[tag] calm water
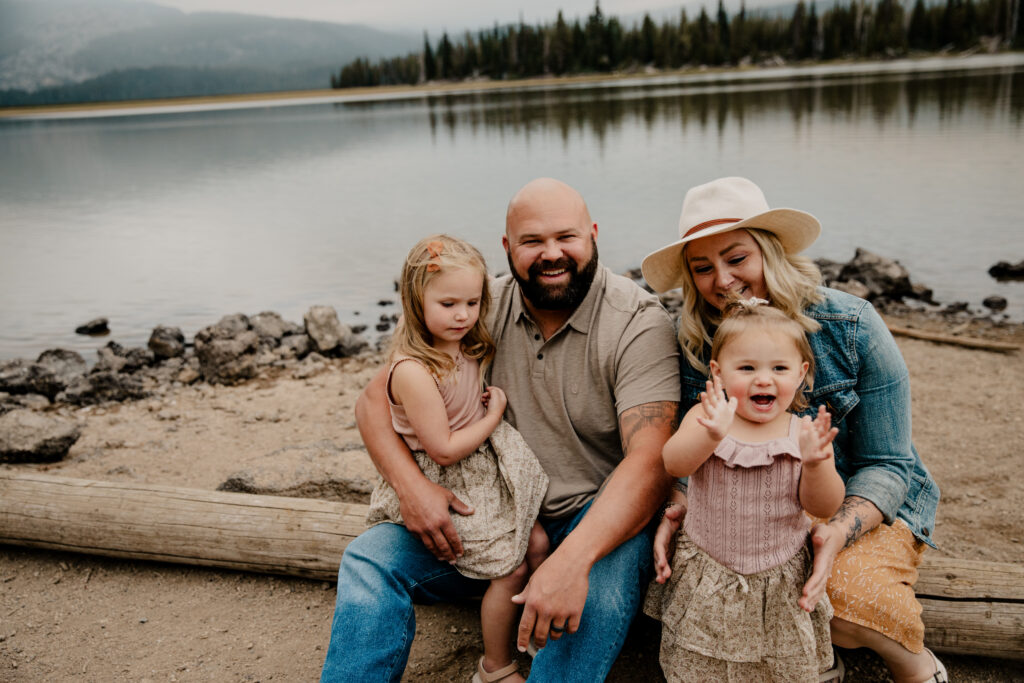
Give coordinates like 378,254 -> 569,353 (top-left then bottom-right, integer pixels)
2,56 -> 1023,361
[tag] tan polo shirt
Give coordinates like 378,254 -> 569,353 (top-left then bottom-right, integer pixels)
486,265 -> 680,519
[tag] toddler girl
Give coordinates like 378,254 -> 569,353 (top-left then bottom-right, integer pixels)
653,298 -> 844,682
365,234 -> 549,683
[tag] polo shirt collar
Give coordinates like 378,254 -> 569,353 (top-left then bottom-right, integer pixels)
511,263 -> 606,336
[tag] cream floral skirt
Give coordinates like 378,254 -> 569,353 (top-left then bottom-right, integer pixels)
645,532 -> 833,683
365,420 -> 548,581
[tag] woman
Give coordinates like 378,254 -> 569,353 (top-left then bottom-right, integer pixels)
641,177 -> 944,683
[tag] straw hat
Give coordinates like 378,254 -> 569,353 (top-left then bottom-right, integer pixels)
641,177 -> 821,293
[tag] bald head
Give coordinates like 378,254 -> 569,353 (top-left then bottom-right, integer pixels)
506,177 -> 592,235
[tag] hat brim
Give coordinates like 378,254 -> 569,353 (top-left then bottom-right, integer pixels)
641,208 -> 821,293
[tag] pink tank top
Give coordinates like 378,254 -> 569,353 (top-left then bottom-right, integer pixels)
387,353 -> 486,451
683,414 -> 810,575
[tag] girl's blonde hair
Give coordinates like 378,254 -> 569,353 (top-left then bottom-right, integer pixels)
712,298 -> 815,412
677,228 -> 824,374
389,234 -> 495,380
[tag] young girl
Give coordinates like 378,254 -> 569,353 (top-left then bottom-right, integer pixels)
652,299 -> 845,682
364,234 -> 549,683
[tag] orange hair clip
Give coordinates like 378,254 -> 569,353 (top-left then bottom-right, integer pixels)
426,241 -> 444,272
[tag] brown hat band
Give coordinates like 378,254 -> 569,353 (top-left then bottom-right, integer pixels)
683,218 -> 742,238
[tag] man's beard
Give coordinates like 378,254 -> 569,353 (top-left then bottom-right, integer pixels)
508,239 -> 599,311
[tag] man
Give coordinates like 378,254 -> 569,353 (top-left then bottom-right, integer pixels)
321,178 -> 680,682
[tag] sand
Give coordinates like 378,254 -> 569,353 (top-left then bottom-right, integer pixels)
2,312 -> 1023,681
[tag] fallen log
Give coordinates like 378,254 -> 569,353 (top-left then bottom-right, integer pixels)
1,472 -> 1022,660
0,471 -> 361,580
887,324 -> 1020,352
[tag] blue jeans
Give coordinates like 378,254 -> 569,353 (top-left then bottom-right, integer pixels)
320,501 -> 656,682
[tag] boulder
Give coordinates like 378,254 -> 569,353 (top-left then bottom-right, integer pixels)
0,358 -> 63,399
214,313 -> 251,336
0,409 -> 81,463
57,371 -> 149,405
94,343 -> 128,374
216,441 -> 378,503
36,349 -> 87,388
250,312 -> 289,343
304,306 -> 368,357
110,347 -> 155,374
838,248 -> 914,301
193,321 -> 259,385
982,295 -> 1008,312
278,333 -> 312,360
75,317 -> 109,335
830,279 -> 871,300
989,260 -> 1024,280
148,325 -> 185,360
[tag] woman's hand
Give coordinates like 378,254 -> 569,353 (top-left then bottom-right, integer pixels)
653,503 -> 685,583
799,405 -> 839,466
695,376 -> 736,441
799,521 -> 844,612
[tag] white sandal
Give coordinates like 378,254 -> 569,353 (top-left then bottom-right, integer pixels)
924,648 -> 949,683
818,651 -> 845,683
471,656 -> 520,683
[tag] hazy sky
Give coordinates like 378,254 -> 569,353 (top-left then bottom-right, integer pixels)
134,0 -> 717,33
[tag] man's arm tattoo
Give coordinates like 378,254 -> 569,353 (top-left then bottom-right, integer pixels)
828,496 -> 873,549
619,401 -> 680,454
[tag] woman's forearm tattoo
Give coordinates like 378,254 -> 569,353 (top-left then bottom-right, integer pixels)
829,496 -> 875,549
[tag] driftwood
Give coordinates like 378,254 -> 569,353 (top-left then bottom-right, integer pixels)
887,324 -> 1020,352
1,472 -> 1022,660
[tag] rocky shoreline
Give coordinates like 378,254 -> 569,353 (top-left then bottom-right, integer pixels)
1,248 -> 1020,465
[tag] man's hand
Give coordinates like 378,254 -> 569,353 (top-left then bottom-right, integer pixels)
398,478 -> 474,563
652,503 -> 684,583
511,550 -> 589,651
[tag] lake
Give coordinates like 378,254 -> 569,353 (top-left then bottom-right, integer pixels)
1,54 -> 1022,362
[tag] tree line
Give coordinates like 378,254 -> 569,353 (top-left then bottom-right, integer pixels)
330,0 -> 1023,88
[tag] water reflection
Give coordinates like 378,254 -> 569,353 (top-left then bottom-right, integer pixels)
416,68 -> 1021,144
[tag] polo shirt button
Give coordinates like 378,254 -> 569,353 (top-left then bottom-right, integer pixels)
534,334 -> 540,340
537,353 -> 543,360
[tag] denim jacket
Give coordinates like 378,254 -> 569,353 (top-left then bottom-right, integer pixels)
680,288 -> 940,548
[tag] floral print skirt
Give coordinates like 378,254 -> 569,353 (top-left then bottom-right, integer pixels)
365,420 -> 548,581
645,532 -> 834,682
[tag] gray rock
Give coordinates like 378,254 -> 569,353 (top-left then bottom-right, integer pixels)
830,279 -> 871,300
838,248 -> 914,301
988,260 -> 1024,280
57,371 -> 149,405
9,393 -> 51,410
0,409 -> 81,463
148,325 -> 185,360
94,345 -> 128,374
193,323 -> 259,385
279,333 -> 312,359
75,317 -> 109,335
0,358 -> 63,399
250,312 -> 289,342
122,347 -> 155,373
304,305 -> 346,354
982,295 -> 1008,312
36,349 -> 87,387
214,313 -> 251,336
216,441 -> 378,503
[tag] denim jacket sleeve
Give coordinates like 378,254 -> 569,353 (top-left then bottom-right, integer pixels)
831,301 -> 914,524
806,289 -> 939,547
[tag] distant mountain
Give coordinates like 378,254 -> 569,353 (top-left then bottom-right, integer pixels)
0,0 -> 419,100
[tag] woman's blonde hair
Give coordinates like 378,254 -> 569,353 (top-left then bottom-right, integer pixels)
389,234 -> 495,380
712,298 -> 815,412
677,228 -> 824,374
